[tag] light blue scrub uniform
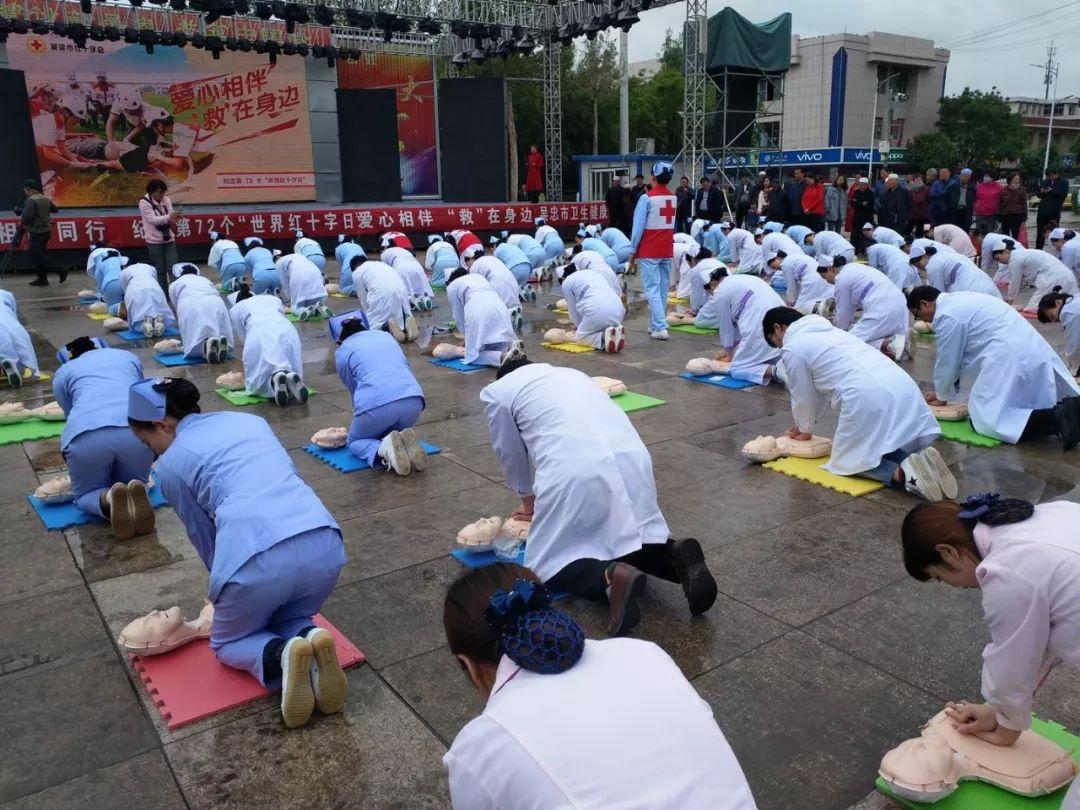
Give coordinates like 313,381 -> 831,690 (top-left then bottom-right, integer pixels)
581,237 -> 621,274
298,241 -> 326,272
702,228 -> 731,262
147,407 -> 344,687
514,235 -> 547,269
540,232 -> 563,262
600,228 -> 633,266
335,242 -> 365,296
336,329 -> 425,466
53,348 -> 153,517
93,251 -> 125,313
244,246 -> 280,294
429,241 -> 460,288
786,225 -> 813,253
494,243 -> 532,285
219,244 -> 248,288
629,195 -> 672,335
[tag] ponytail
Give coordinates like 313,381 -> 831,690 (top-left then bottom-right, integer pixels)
1038,291 -> 1074,323
236,281 -> 253,302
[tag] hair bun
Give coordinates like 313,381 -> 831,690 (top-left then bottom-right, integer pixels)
484,580 -> 585,675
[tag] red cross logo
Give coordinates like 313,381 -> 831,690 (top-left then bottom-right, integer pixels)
27,36 -> 46,54
659,199 -> 676,225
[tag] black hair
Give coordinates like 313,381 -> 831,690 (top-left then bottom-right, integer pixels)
235,282 -> 253,302
655,169 -> 673,185
128,378 -> 201,431
901,494 -> 1034,581
1037,291 -> 1073,323
991,238 -> 1015,255
178,263 -> 198,277
65,336 -> 98,359
708,267 -> 728,284
762,306 -> 803,345
1062,230 -> 1077,242
571,244 -> 583,256
832,255 -> 848,268
690,247 -> 713,264
349,255 -> 365,271
909,247 -> 935,264
338,318 -> 367,342
496,356 -> 531,380
770,250 -> 787,264
447,268 -> 468,286
906,285 -> 941,312
561,263 -> 578,279
145,178 -> 167,195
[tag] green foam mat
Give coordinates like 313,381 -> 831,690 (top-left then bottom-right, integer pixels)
938,418 -> 1003,448
215,387 -> 317,406
0,418 -> 64,446
876,715 -> 1080,809
668,324 -> 718,336
285,312 -> 329,323
612,392 -> 666,413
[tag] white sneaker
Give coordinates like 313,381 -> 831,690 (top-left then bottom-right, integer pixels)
377,431 -> 411,476
399,428 -> 427,472
604,324 -> 625,353
423,296 -> 434,311
902,451 -> 946,501
921,446 -> 957,499
279,636 -> 315,728
271,372 -> 289,406
317,304 -> 332,319
305,627 -> 347,715
205,337 -> 220,364
153,314 -> 165,337
218,336 -> 229,361
511,307 -> 524,331
142,315 -> 154,337
819,298 -> 837,320
2,358 -> 21,388
298,305 -> 313,322
500,339 -> 527,366
650,329 -> 670,341
285,371 -> 309,404
405,315 -> 419,342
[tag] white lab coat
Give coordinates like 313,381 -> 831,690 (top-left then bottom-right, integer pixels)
925,252 -> 1002,298
781,254 -> 835,311
229,295 -> 302,397
674,240 -> 700,299
867,244 -> 920,290
972,501 -> 1080,731
469,256 -> 520,312
779,315 -> 939,475
447,274 -> 516,366
932,224 -> 977,258
445,638 -> 757,810
562,269 -> 625,346
168,274 -> 233,360
674,231 -> 698,248
120,262 -> 175,328
382,248 -> 434,300
712,274 -> 784,384
1058,296 -> 1080,372
0,298 -> 37,373
979,232 -> 1009,272
480,363 -> 669,580
352,260 -> 411,331
276,254 -> 327,311
570,251 -> 621,297
689,259 -> 726,313
760,232 -> 804,259
912,237 -> 953,257
932,292 -> 1080,443
726,229 -> 763,273
294,236 -> 325,261
1059,239 -> 1080,282
832,264 -> 910,345
1003,247 -> 1080,309
808,231 -> 855,262
870,226 -> 906,248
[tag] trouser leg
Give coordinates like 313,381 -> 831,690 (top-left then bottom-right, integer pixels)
858,448 -> 910,485
63,429 -> 117,518
639,258 -> 670,333
29,233 -> 50,281
1021,407 -> 1058,440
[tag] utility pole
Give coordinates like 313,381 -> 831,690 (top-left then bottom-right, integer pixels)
1032,43 -> 1059,176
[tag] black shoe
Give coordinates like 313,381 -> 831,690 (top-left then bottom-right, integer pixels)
58,268 -> 68,284
1054,397 -> 1080,451
605,562 -> 646,636
669,538 -> 718,616
28,279 -> 48,287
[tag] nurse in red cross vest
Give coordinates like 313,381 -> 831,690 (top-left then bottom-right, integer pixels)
628,161 -> 677,339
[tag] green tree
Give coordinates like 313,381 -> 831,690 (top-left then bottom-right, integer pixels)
937,88 -> 1027,166
1020,146 -> 1059,178
572,36 -> 619,154
907,131 -> 958,174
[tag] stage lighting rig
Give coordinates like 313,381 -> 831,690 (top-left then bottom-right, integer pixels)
30,19 -> 49,34
88,24 -> 105,40
616,6 -> 639,31
418,17 -> 440,35
345,9 -> 373,28
312,4 -> 334,25
66,22 -> 89,47
451,51 -> 468,66
140,28 -> 159,53
174,31 -> 188,46
254,1 -> 272,19
449,20 -> 468,38
123,26 -> 140,43
11,19 -> 29,35
169,0 -> 187,11
205,34 -> 223,58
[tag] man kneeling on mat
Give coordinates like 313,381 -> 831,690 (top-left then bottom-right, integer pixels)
480,355 -> 718,635
763,307 -> 955,501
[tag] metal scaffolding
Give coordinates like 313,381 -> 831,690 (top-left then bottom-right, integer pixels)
543,36 -> 563,202
681,0 -> 709,181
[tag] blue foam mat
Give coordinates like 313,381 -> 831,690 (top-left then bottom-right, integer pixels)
303,440 -> 442,472
427,357 -> 490,373
678,371 -> 758,390
118,326 -> 180,341
28,486 -> 168,530
154,351 -> 234,367
450,548 -> 566,599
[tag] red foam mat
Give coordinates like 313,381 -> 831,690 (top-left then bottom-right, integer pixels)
131,614 -> 364,730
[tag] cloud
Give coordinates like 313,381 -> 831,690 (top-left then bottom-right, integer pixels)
626,0 -> 1075,97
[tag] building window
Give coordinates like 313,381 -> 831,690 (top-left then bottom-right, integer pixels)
873,117 -> 884,140
890,118 -> 905,144
877,65 -> 908,95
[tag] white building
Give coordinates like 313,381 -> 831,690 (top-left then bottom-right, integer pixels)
1007,96 -> 1080,161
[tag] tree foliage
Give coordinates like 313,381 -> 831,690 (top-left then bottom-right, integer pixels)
937,89 -> 1027,166
907,131 -> 958,174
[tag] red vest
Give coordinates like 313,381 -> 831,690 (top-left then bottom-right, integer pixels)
637,185 -> 676,259
450,229 -> 481,255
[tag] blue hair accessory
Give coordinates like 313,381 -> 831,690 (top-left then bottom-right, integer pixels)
958,492 -> 1034,525
958,492 -> 999,520
484,580 -> 585,675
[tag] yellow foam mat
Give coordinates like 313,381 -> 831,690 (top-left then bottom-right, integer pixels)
668,295 -> 689,305
552,308 -> 569,316
762,454 -> 884,497
1,369 -> 52,387
541,341 -> 595,353
86,312 -> 109,321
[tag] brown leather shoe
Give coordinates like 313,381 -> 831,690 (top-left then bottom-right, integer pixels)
606,563 -> 646,636
669,538 -> 718,616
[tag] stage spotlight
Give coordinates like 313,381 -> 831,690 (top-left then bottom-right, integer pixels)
418,17 -> 440,35
282,41 -> 296,56
80,0 -> 91,13
494,38 -> 510,60
169,0 -> 187,11
205,34 -> 223,58
232,0 -> 248,12
514,32 -> 535,53
129,0 -> 143,7
271,0 -> 285,18
225,36 -> 238,50
295,42 -> 308,56
140,29 -> 158,53
313,4 -> 334,25
639,0 -> 653,8
254,1 -> 272,18
30,20 -> 50,34
265,40 -> 279,64
511,24 -> 523,39
469,47 -> 485,64
616,6 -> 638,31
11,19 -> 29,34
52,21 -> 67,35
583,16 -> 601,39
237,37 -> 251,51
123,27 -> 140,42
190,32 -> 205,47
88,24 -> 105,40
323,44 -> 335,66
449,20 -> 468,38
159,31 -> 175,45
174,30 -> 188,46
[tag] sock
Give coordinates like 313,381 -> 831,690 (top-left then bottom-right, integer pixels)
262,637 -> 287,684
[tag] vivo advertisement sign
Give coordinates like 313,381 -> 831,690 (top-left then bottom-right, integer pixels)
712,147 -> 909,170
760,149 -> 844,166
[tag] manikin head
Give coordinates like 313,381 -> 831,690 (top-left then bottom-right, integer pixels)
762,306 -> 803,348
127,377 -> 202,457
906,285 -> 941,323
1038,292 -> 1073,324
444,564 -> 585,698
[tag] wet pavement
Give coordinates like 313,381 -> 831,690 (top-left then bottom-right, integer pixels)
2,257 -> 1079,810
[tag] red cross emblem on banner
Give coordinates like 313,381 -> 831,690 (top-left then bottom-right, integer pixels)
659,199 -> 676,225
27,36 -> 47,54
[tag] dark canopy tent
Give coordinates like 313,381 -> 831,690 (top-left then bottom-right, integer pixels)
705,8 -> 792,73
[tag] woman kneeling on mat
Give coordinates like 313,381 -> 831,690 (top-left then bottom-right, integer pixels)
441,563 -> 757,809
127,378 -> 347,728
901,494 -> 1080,806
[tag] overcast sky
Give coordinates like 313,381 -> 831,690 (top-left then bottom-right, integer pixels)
625,0 -> 1077,98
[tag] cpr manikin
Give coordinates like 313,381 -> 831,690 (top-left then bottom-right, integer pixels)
154,338 -> 183,355
455,516 -> 531,554
879,709 -> 1077,803
117,603 -> 215,656
591,376 -> 627,396
741,434 -> 833,463
311,427 -> 348,449
34,474 -> 74,503
216,370 -> 245,390
686,357 -> 732,376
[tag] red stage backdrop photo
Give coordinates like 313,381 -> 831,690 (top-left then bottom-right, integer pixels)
338,52 -> 439,198
7,0 -> 324,208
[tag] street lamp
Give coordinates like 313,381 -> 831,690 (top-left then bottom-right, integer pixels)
869,72 -> 904,180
